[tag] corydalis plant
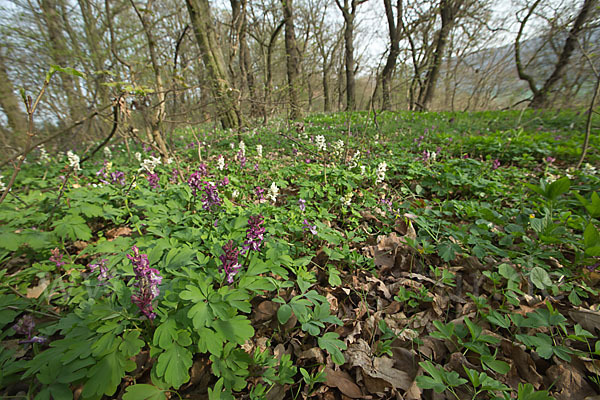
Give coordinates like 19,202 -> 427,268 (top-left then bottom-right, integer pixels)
244,214 -> 265,252
127,246 -> 162,320
220,240 -> 241,283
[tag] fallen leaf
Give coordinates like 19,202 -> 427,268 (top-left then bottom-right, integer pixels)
324,367 -> 363,398
26,279 -> 49,299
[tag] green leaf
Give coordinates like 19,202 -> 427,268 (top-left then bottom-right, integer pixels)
153,319 -> 178,349
123,384 -> 166,400
437,242 -> 461,262
530,267 -> 552,289
120,331 -> 145,357
82,352 -> 135,398
213,315 -> 254,345
50,65 -> 86,79
317,332 -> 347,365
546,177 -> 570,201
277,304 -> 292,325
52,214 -> 92,242
155,342 -> 193,389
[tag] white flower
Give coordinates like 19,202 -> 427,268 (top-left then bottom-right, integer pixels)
315,135 -> 326,152
341,192 -> 353,207
256,144 -> 263,159
135,152 -> 142,162
376,161 -> 387,184
333,140 -> 344,156
583,163 -> 597,175
267,182 -> 279,203
0,175 -> 6,192
139,155 -> 161,174
230,143 -> 235,150
349,150 -> 360,168
232,189 -> 239,198
66,151 -> 81,171
239,140 -> 246,157
39,145 -> 50,163
360,165 -> 366,176
217,155 -> 225,170
103,146 -> 112,159
166,157 -> 174,165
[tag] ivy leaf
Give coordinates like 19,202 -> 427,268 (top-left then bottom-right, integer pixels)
123,384 -> 166,400
317,332 -> 347,365
155,342 -> 193,389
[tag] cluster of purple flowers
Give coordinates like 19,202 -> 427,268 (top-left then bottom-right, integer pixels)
50,248 -> 65,268
492,159 -> 501,170
127,246 -> 162,320
89,258 -> 111,282
12,315 -> 47,344
96,162 -> 126,185
170,168 -> 179,184
244,215 -> 265,252
188,168 -> 208,196
255,186 -> 265,201
146,173 -> 160,189
110,171 -> 126,185
200,182 -> 221,210
220,240 -> 242,283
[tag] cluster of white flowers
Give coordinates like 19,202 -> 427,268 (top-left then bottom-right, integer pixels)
267,182 -> 279,203
583,163 -> 597,175
360,165 -> 366,176
166,158 -> 174,165
103,146 -> 112,159
38,145 -> 50,163
376,161 -> 387,184
349,150 -> 360,168
256,144 -> 263,158
67,151 -> 81,171
135,152 -> 142,162
217,155 -> 225,170
341,192 -> 353,207
315,135 -> 326,152
230,143 -> 235,150
0,175 -> 6,192
333,140 -> 344,156
232,189 -> 239,198
139,155 -> 161,174
239,140 -> 246,157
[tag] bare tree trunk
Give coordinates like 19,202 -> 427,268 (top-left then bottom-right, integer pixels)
381,0 -> 402,110
264,20 -> 285,123
417,0 -> 463,111
529,0 -> 597,108
186,0 -> 241,129
0,51 -> 28,150
281,0 -> 303,119
130,0 -> 170,159
39,0 -> 81,122
231,0 -> 259,116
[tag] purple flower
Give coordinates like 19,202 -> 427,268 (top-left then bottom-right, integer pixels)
299,198 -> 306,212
238,150 -> 247,167
188,168 -> 208,196
110,171 -> 126,185
219,240 -> 241,283
170,168 -> 179,184
244,215 -> 265,252
302,219 -> 317,235
127,246 -> 162,320
492,159 -> 501,170
200,182 -> 221,210
147,173 -> 159,189
50,248 -> 65,268
219,177 -> 230,186
12,315 -> 35,337
89,259 -> 111,282
545,156 -> 555,164
255,186 -> 265,201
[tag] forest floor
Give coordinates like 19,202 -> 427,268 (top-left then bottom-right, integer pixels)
1,109 -> 600,400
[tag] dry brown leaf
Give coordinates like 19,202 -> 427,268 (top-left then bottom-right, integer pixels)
253,300 -> 278,322
106,226 -> 132,240
569,308 -> 600,334
366,276 -> 391,299
324,367 -> 363,398
298,347 -> 325,364
26,279 -> 49,299
546,360 -> 596,400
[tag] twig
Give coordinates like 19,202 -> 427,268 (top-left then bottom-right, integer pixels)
80,96 -> 122,165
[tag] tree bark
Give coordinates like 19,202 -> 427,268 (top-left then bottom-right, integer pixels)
529,0 -> 597,108
417,0 -> 463,111
281,0 -> 303,119
0,51 -> 28,150
186,0 -> 241,129
381,0 -> 402,110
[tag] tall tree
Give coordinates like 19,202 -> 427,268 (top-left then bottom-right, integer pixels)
334,0 -> 367,111
516,0 -> 598,109
281,0 -> 303,119
186,0 -> 241,129
380,0 -> 403,110
231,0 -> 259,115
416,0 -> 465,111
0,49 -> 28,150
